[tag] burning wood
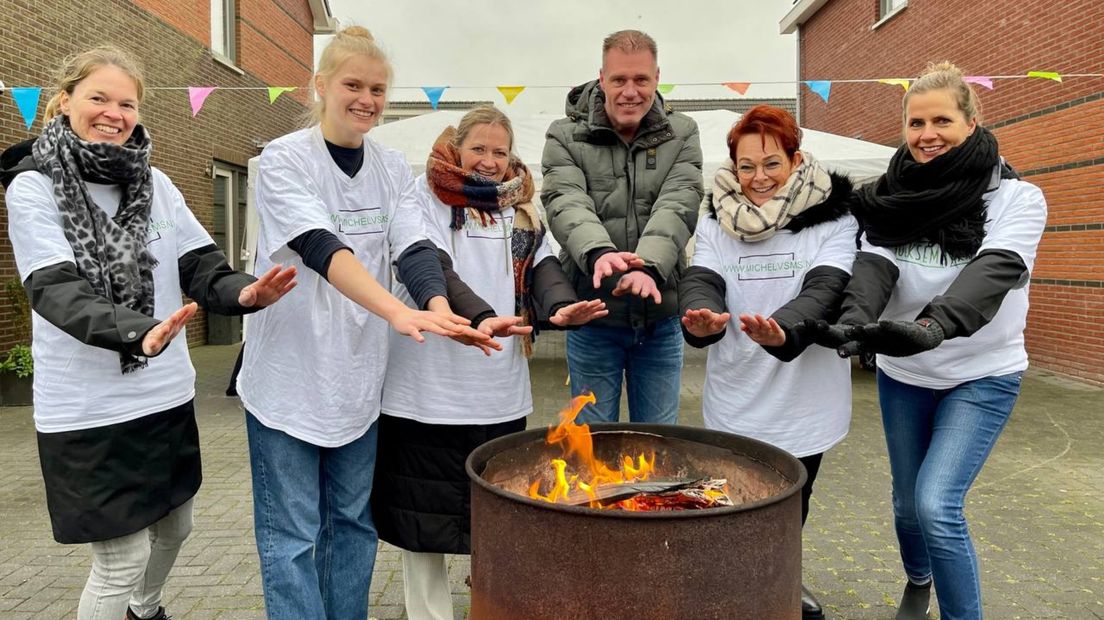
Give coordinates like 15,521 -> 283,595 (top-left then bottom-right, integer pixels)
527,394 -> 733,511
568,478 -> 734,511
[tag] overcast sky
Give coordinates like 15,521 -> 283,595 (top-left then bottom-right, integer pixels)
316,0 -> 798,114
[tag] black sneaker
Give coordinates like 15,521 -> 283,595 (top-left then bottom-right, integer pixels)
125,606 -> 172,620
895,580 -> 932,620
801,584 -> 826,620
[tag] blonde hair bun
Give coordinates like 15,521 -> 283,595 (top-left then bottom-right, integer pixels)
339,26 -> 374,42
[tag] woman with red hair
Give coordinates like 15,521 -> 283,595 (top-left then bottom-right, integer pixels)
679,104 -> 858,620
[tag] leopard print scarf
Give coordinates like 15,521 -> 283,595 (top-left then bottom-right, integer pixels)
32,115 -> 157,374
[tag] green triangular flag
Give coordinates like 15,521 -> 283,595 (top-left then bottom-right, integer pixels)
267,87 -> 297,104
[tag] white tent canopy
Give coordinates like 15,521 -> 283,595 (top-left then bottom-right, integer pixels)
369,109 -> 896,188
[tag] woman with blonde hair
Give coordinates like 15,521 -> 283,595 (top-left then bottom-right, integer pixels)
816,62 -> 1047,619
1,45 -> 295,620
373,105 -> 605,619
237,27 -> 501,618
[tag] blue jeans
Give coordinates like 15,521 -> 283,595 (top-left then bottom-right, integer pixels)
878,370 -> 1023,620
246,412 -> 379,620
565,316 -> 683,425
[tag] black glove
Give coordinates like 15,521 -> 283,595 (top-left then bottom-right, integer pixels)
838,318 -> 945,358
804,319 -> 859,349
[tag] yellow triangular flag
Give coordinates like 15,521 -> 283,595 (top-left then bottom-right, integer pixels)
878,79 -> 911,91
497,86 -> 525,105
267,87 -> 297,104
1026,71 -> 1062,82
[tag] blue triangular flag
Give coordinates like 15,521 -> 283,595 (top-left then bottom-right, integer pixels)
421,86 -> 447,110
804,81 -> 831,103
11,87 -> 42,129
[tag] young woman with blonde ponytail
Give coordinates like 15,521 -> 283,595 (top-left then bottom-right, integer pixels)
237,27 -> 500,618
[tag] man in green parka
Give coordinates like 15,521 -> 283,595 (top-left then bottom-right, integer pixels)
541,29 -> 704,425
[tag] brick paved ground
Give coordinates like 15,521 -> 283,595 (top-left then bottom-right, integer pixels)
1,333 -> 1102,619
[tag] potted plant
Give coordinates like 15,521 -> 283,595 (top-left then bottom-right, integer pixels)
0,278 -> 33,406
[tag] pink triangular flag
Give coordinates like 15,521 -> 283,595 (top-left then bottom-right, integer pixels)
723,82 -> 751,95
965,76 -> 994,90
188,87 -> 217,117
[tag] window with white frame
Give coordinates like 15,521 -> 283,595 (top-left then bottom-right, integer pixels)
880,0 -> 907,18
210,0 -> 236,60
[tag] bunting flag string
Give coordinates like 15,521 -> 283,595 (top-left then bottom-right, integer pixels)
421,86 -> 447,110
267,86 -> 296,104
188,86 -> 216,117
723,82 -> 751,95
965,76 -> 994,90
10,87 -> 41,129
496,86 -> 525,105
804,80 -> 832,103
878,78 -> 911,91
2,72 -> 1099,128
1026,71 -> 1062,82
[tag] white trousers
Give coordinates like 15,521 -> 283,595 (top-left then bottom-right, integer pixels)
77,498 -> 194,620
402,550 -> 454,620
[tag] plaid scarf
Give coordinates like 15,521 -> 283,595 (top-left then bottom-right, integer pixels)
32,115 -> 157,374
426,127 -> 543,356
712,152 -> 833,242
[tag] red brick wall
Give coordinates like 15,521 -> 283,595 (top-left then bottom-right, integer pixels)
0,0 -> 315,350
797,0 -> 1104,383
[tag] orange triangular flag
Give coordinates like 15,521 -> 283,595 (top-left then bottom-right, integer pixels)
723,82 -> 751,95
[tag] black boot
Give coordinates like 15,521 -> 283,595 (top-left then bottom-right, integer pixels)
801,584 -> 826,620
126,606 -> 172,620
895,580 -> 932,620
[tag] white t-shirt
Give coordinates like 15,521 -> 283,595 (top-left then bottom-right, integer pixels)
382,175 -> 555,425
6,169 -> 213,433
691,214 -> 858,457
864,174 -> 1047,389
238,127 -> 427,447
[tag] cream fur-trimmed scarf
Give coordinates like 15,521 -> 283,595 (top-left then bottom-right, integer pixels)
712,153 -> 833,242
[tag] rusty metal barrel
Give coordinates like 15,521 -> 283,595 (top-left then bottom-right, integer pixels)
465,423 -> 807,620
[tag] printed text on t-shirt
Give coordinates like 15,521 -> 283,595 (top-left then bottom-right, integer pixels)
724,252 -> 809,280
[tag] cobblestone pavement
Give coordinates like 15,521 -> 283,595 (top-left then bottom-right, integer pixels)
1,334 -> 1102,619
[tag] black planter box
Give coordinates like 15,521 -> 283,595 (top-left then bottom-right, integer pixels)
0,373 -> 33,406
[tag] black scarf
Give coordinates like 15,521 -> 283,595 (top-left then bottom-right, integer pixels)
852,126 -> 999,261
32,115 -> 157,374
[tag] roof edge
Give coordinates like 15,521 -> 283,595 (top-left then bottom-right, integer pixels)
780,0 -> 832,34
307,0 -> 337,34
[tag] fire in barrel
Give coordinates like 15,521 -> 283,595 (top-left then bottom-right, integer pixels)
465,395 -> 810,620
527,393 -> 734,511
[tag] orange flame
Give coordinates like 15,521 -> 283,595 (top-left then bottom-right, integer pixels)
529,393 -> 655,508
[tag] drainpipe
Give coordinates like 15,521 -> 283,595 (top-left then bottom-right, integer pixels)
795,26 -> 803,126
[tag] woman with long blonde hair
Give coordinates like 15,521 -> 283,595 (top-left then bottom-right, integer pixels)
1,45 -> 295,620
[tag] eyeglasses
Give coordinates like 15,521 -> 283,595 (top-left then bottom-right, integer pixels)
735,161 -> 785,178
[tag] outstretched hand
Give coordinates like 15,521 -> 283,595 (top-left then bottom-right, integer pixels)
804,319 -> 858,349
681,308 -> 731,339
549,300 -> 608,327
592,251 -> 645,289
478,315 -> 534,339
142,302 -> 198,356
738,313 -> 786,347
390,307 -> 472,344
238,265 -> 298,308
612,271 -> 662,304
837,319 -> 944,358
